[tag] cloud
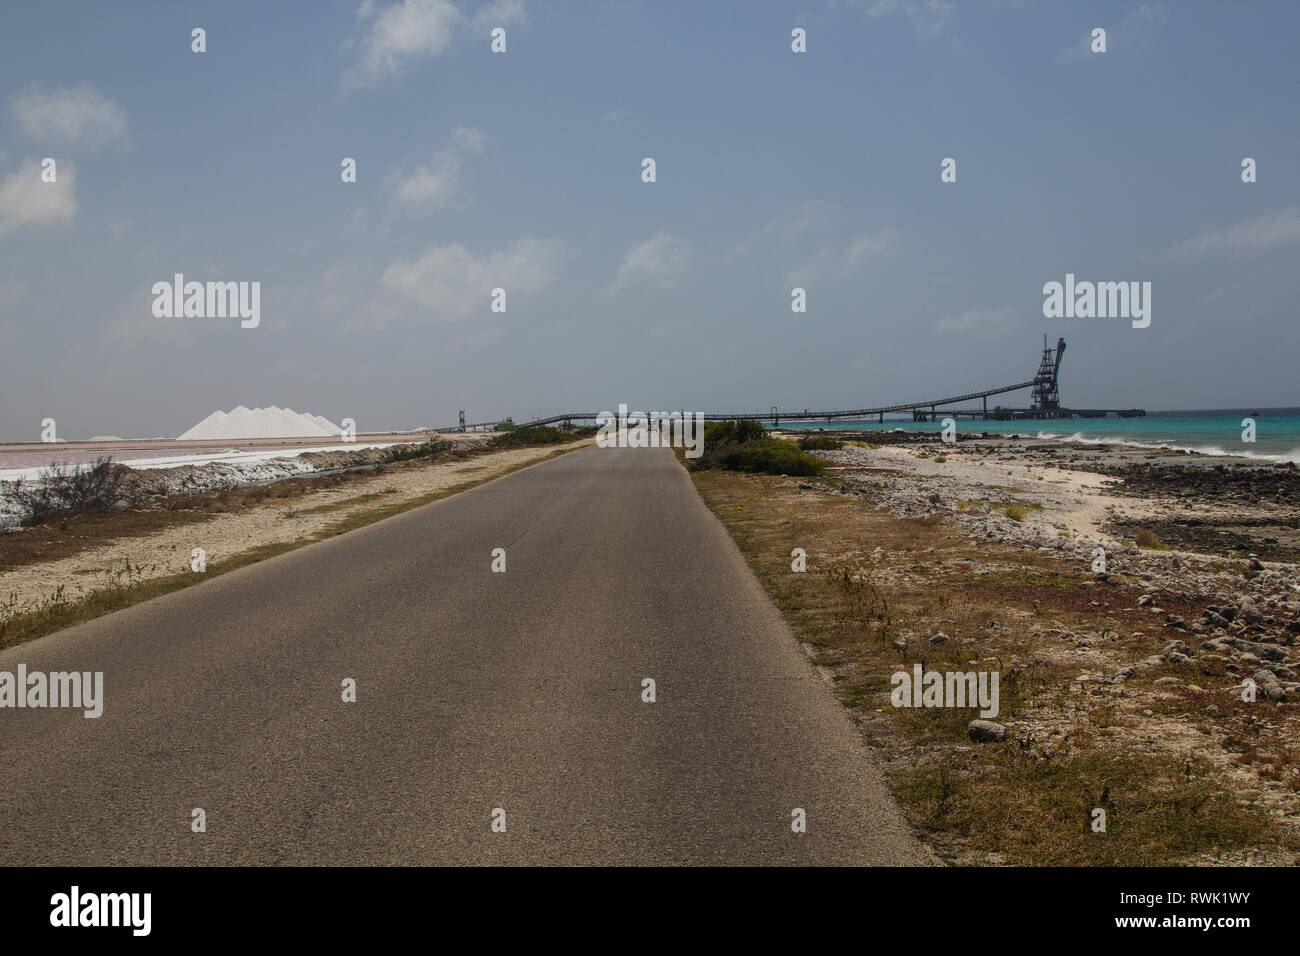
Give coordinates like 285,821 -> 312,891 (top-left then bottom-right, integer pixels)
0,158 -> 77,237
783,230 -> 895,286
390,127 -> 486,208
838,0 -> 956,36
1059,2 -> 1165,61
936,306 -> 1018,335
612,232 -> 690,293
366,237 -> 563,325
9,83 -> 127,148
726,200 -> 832,261
1168,207 -> 1300,258
470,0 -> 526,30
346,0 -> 526,86
347,0 -> 462,87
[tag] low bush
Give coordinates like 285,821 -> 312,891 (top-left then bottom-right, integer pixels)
10,457 -> 137,526
704,419 -> 767,446
719,438 -> 826,477
489,425 -> 595,448
798,435 -> 845,451
383,438 -> 453,463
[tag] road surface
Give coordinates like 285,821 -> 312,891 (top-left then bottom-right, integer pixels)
0,445 -> 930,865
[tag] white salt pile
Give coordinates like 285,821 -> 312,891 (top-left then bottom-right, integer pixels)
177,406 -> 344,441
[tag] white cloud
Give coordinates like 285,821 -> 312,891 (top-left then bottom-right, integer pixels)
347,0 -> 462,87
470,0 -> 526,30
784,230 -> 895,286
612,232 -> 690,293
839,0 -> 955,36
346,0 -> 526,87
1059,2 -> 1165,61
9,83 -> 127,148
0,159 -> 77,237
391,126 -> 486,208
367,237 -> 563,325
1169,207 -> 1300,258
936,305 -> 1017,335
727,200 -> 831,261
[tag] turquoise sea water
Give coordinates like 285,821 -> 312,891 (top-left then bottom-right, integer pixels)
790,408 -> 1300,463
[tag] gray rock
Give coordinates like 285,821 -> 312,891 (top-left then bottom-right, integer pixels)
928,632 -> 950,646
1231,638 -> 1288,662
968,719 -> 1006,743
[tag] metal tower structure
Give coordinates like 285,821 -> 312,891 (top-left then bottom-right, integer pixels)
1030,336 -> 1066,417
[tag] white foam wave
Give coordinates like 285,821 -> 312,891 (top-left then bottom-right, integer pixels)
1034,430 -> 1300,464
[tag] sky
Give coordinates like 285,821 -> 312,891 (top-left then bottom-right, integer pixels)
0,0 -> 1297,441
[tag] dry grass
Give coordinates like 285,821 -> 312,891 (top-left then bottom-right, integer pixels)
689,466 -> 1287,865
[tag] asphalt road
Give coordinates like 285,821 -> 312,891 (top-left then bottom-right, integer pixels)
0,445 -> 930,865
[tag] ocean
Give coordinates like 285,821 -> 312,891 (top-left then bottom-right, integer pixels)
786,408 -> 1300,464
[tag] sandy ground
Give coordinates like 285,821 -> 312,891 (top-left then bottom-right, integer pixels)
1,440 -> 586,613
838,440 -> 1142,541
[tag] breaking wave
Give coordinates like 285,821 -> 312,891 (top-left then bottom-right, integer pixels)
1034,430 -> 1300,464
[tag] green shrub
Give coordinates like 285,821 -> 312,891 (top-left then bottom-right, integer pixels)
798,434 -> 845,451
489,426 -> 594,448
720,438 -> 825,476
704,419 -> 767,447
384,438 -> 452,463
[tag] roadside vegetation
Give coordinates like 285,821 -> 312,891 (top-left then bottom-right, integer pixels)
383,437 -> 456,462
489,425 -> 597,448
798,434 -> 845,451
8,457 -> 139,526
689,420 -> 826,477
684,465 -> 1290,865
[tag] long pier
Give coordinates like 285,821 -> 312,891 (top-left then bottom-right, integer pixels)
439,338 -> 1146,432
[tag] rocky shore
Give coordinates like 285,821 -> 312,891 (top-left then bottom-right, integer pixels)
774,430 -> 1300,859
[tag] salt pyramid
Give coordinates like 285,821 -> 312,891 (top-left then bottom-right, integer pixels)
177,406 -> 344,441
